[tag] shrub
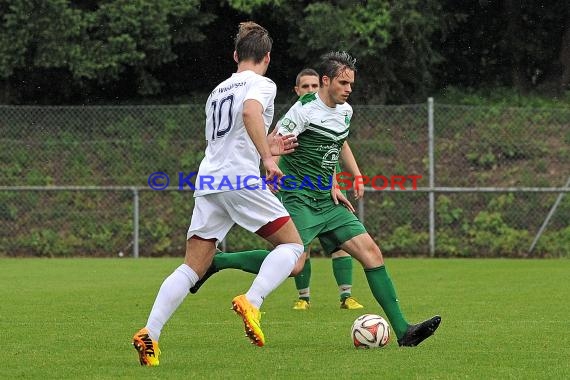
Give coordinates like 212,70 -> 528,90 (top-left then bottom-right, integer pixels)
382,224 -> 429,255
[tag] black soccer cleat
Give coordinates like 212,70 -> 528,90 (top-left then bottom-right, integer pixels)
398,315 -> 441,347
190,262 -> 219,294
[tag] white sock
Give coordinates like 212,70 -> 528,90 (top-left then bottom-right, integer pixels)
339,284 -> 352,298
298,288 -> 310,299
146,264 -> 199,341
246,243 -> 303,308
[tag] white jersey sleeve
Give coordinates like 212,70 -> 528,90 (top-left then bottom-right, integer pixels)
276,101 -> 308,137
245,77 -> 276,122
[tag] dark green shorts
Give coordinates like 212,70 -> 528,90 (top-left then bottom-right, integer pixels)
279,192 -> 367,255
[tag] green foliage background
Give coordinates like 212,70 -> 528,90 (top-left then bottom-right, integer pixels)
0,0 -> 568,104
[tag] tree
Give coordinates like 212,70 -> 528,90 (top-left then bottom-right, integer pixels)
204,0 -> 451,104
0,0 -> 214,103
556,7 -> 570,90
2,0 -> 567,104
285,0 -> 449,103
439,0 -> 570,94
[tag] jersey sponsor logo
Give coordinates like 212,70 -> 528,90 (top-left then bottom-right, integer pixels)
321,148 -> 340,169
316,144 -> 339,151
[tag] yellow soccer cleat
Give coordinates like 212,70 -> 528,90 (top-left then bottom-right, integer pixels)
231,294 -> 265,347
292,299 -> 311,310
340,296 -> 364,310
132,327 -> 161,366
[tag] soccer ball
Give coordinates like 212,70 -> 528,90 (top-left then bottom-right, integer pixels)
351,314 -> 391,348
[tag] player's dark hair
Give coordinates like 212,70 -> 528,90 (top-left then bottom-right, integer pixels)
318,51 -> 357,85
295,68 -> 319,86
234,21 -> 272,64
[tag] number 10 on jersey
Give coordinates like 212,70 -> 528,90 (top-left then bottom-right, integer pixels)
210,95 -> 234,140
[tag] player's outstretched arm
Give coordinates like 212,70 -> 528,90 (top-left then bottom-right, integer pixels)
243,99 -> 283,186
331,166 -> 356,213
340,141 -> 364,200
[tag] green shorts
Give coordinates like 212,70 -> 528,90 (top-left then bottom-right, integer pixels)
279,192 -> 367,255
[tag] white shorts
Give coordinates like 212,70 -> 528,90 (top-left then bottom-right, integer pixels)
187,188 -> 290,242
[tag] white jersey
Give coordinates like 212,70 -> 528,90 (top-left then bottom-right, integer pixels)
194,70 -> 276,197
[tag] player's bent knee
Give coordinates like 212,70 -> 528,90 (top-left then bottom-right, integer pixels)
282,242 -> 304,259
270,242 -> 304,275
290,251 -> 307,276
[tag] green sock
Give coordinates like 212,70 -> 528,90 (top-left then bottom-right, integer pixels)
294,258 -> 311,300
214,249 -> 269,274
332,256 -> 353,301
364,265 -> 409,339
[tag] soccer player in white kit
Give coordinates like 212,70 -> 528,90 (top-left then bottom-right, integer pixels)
132,22 -> 304,366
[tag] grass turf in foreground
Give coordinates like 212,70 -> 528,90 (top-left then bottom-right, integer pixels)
1,258 -> 568,379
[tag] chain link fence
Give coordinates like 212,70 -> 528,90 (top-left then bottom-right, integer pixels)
1,102 -> 568,258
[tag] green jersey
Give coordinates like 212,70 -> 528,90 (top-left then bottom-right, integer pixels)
276,92 -> 352,199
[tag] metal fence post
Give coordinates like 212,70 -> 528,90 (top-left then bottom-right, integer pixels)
133,187 -> 139,258
428,98 -> 435,257
529,175 -> 570,254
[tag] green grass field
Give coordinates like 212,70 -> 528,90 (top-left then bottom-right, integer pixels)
2,258 -> 569,379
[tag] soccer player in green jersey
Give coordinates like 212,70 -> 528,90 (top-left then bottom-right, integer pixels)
192,51 -> 441,347
290,68 -> 364,310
